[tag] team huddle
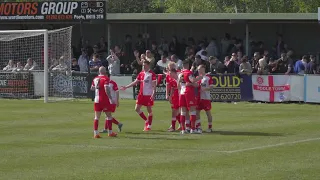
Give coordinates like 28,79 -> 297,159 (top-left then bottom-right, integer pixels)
91,60 -> 214,138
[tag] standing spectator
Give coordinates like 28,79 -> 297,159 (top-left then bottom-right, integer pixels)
97,36 -> 108,60
179,38 -> 188,59
294,55 -> 308,75
71,58 -> 80,71
155,53 -> 169,74
191,55 -> 207,75
123,34 -> 134,67
258,54 -> 269,75
221,33 -> 231,57
250,52 -> 260,73
113,45 -> 126,74
145,50 -> 156,70
158,37 -> 169,53
307,55 -> 317,74
12,62 -> 23,72
23,58 -> 38,71
226,55 -> 239,74
209,56 -> 225,74
150,42 -> 160,61
169,36 -> 180,56
196,43 -> 206,57
2,60 -> 16,71
83,39 -> 94,58
78,49 -> 89,72
170,54 -> 183,70
273,53 -> 293,75
236,51 -> 243,65
206,38 -> 219,58
135,34 -> 146,54
227,37 -> 237,55
276,34 -> 285,58
131,50 -> 143,74
239,56 -> 252,75
89,54 -> 102,73
106,49 -> 120,75
224,56 -> 230,66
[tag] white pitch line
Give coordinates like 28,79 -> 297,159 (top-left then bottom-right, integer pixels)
227,137 -> 320,153
51,144 -> 228,153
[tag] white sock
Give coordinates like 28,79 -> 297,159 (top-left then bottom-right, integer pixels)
94,130 -> 99,135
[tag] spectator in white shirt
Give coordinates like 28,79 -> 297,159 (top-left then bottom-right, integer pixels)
23,58 -> 38,71
155,52 -> 169,74
12,62 -> 23,72
52,57 -> 68,72
206,38 -> 219,58
196,44 -> 206,57
3,60 -> 16,71
78,49 -> 89,72
106,49 -> 120,75
170,54 -> 183,70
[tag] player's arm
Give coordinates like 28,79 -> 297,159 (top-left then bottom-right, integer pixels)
166,78 -> 171,100
203,77 -> 214,91
151,78 -> 156,99
104,85 -> 113,103
121,79 -> 139,90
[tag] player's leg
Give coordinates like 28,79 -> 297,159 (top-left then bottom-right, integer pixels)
168,108 -> 179,132
180,107 -> 187,134
145,106 -> 153,131
185,111 -> 190,132
196,110 -> 202,133
135,103 -> 149,128
93,104 -> 102,138
104,111 -> 117,137
189,106 -> 198,134
205,110 -> 213,132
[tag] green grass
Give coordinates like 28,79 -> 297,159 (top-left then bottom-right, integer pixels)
0,99 -> 319,180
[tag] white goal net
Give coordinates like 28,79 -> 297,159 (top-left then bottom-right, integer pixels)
0,27 -> 73,102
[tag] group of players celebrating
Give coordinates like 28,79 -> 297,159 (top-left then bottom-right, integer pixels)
91,60 -> 213,138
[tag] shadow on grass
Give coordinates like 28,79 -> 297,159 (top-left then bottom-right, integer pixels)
209,130 -> 284,136
125,131 -> 176,136
125,136 -> 196,141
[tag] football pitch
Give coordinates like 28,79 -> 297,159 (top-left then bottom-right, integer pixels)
0,99 -> 319,180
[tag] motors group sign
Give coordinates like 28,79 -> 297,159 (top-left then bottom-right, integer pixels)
0,1 -> 106,21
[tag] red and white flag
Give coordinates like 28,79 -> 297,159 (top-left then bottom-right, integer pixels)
252,75 -> 291,102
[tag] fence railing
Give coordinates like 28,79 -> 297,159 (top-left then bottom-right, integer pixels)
0,71 -> 319,103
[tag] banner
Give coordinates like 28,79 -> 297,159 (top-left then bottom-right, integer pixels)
252,75 -> 291,102
304,75 -> 320,103
210,74 -> 253,102
289,75 -> 304,102
0,72 -> 33,98
0,1 -> 106,21
71,72 -> 90,98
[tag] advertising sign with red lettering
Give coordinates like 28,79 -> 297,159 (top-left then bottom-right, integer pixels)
252,75 -> 291,102
0,1 -> 106,21
0,72 -> 34,98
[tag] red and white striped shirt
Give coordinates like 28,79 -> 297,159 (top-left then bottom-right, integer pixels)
91,75 -> 110,104
108,80 -> 119,104
136,70 -> 156,96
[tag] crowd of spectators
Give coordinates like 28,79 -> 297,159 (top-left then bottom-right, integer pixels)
73,33 -> 319,76
1,33 -> 319,76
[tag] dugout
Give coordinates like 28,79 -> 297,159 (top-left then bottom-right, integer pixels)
106,13 -> 320,59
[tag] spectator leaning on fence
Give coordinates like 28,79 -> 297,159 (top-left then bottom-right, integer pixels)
239,56 -> 252,75
272,53 -> 292,74
12,62 -> 23,72
89,53 -> 102,73
257,54 -> 269,75
3,60 -> 16,71
106,49 -> 120,75
307,55 -> 317,74
52,57 -> 68,72
23,58 -> 38,71
209,56 -> 225,74
294,55 -> 308,75
71,58 -> 80,72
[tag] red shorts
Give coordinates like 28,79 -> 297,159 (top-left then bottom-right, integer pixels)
106,104 -> 116,113
179,93 -> 196,110
171,95 -> 179,109
136,94 -> 154,106
197,99 -> 212,111
94,103 -> 109,112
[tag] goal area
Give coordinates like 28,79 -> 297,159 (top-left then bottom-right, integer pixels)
0,27 -> 74,103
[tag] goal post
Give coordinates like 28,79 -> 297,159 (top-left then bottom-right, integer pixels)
0,27 -> 73,103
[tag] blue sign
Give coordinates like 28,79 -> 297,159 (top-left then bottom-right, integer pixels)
210,74 -> 253,102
